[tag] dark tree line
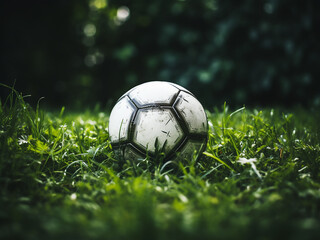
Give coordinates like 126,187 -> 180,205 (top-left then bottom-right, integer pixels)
1,0 -> 319,109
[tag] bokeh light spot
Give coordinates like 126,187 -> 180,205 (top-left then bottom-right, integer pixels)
84,50 -> 104,67
89,0 -> 107,10
198,71 -> 211,83
117,6 -> 130,21
264,3 -> 274,14
114,6 -> 130,25
84,54 -> 96,67
83,24 -> 96,37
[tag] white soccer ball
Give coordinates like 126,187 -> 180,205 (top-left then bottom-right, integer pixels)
108,81 -> 208,161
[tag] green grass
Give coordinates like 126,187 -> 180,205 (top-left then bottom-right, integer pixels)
1,86 -> 320,240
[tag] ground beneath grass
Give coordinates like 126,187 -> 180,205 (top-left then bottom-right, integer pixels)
1,91 -> 320,240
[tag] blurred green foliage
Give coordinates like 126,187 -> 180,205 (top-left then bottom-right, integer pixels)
1,0 -> 319,108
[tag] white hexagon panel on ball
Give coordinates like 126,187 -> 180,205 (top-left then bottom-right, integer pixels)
133,108 -> 184,155
174,91 -> 208,135
128,81 -> 179,106
108,96 -> 136,143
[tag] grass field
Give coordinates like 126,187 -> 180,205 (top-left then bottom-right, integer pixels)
1,87 -> 320,240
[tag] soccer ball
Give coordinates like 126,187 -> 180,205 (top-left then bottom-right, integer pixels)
108,81 -> 208,161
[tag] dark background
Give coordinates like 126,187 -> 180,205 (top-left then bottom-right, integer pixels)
1,0 -> 319,110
